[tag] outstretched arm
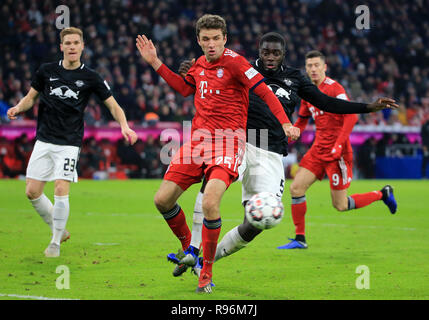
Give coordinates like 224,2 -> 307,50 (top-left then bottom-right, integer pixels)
104,96 -> 138,145
136,35 -> 194,97
7,87 -> 39,120
298,84 -> 398,114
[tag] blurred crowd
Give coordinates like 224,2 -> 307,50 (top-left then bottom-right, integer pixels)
0,134 -> 167,179
1,0 -> 429,179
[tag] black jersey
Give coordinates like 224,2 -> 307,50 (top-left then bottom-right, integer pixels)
31,60 -> 112,147
247,59 -> 369,155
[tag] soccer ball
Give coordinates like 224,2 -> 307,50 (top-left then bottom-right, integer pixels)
245,192 -> 284,230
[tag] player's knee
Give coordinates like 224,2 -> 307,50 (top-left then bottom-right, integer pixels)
333,201 -> 348,212
54,185 -> 68,197
25,187 -> 41,200
289,182 -> 305,197
202,197 -> 220,219
154,192 -> 173,213
54,180 -> 70,197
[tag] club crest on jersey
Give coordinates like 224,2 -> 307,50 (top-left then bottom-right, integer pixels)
216,67 -> 224,78
75,80 -> 84,87
284,78 -> 293,86
49,86 -> 79,100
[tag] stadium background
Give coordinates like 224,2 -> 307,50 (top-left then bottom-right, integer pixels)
0,0 -> 428,180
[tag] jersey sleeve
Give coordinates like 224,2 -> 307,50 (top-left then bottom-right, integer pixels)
332,82 -> 349,101
292,100 -> 311,133
332,82 -> 358,146
183,65 -> 196,88
156,64 -> 195,97
297,71 -> 369,114
298,99 -> 312,118
231,56 -> 265,91
31,64 -> 46,92
92,73 -> 113,101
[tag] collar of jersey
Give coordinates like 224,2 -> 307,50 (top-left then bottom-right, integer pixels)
59,60 -> 85,71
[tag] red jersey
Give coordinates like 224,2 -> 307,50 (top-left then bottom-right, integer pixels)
156,47 -> 288,169
184,48 -> 264,135
298,77 -> 358,160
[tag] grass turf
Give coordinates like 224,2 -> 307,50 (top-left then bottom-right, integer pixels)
0,179 -> 428,300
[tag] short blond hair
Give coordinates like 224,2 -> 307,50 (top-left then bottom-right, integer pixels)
60,27 -> 83,43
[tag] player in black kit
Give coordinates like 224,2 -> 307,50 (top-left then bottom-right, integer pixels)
166,32 -> 399,276
7,27 -> 137,257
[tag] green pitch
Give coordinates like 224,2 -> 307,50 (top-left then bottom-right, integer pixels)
0,179 -> 428,300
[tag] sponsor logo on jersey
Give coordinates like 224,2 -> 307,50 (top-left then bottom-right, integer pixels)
245,67 -> 258,80
268,84 -> 291,100
199,69 -> 205,76
216,67 -> 224,78
308,106 -> 324,119
75,80 -> 84,87
199,81 -> 208,99
49,86 -> 80,100
49,77 -> 60,81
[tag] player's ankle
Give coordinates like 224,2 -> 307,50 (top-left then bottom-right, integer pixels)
295,234 -> 306,242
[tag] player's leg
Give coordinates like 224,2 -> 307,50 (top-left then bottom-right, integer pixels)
154,179 -> 192,251
25,178 -> 53,230
44,179 -> 71,257
335,187 -> 396,213
190,179 -> 206,252
215,144 -> 282,261
25,141 -> 55,231
328,156 -> 397,214
196,165 -> 233,293
158,143 -> 205,256
170,179 -> 205,276
196,177 -> 226,293
214,211 -> 260,262
330,188 -> 349,211
277,166 -> 317,249
50,180 -> 70,240
44,144 -> 80,257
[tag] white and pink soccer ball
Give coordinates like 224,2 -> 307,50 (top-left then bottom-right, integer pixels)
245,192 -> 284,230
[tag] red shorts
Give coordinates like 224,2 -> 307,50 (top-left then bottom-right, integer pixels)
164,139 -> 244,191
299,147 -> 353,190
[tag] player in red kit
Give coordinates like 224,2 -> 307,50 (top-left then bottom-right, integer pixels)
136,14 -> 300,293
278,51 -> 397,249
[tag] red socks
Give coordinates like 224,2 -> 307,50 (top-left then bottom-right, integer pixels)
200,218 -> 222,282
161,204 -> 191,250
291,196 -> 307,236
290,191 -> 383,238
348,191 -> 383,209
